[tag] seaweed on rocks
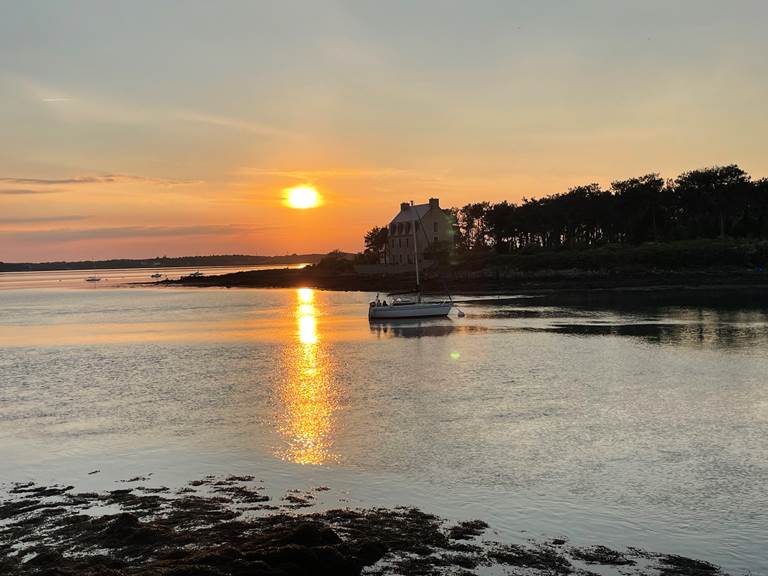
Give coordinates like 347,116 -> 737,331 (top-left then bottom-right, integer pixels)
571,544 -> 636,566
657,554 -> 722,576
446,519 -> 489,540
0,479 -> 731,576
488,542 -> 574,573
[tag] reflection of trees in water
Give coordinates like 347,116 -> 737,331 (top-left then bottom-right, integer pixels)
380,300 -> 768,348
543,308 -> 768,349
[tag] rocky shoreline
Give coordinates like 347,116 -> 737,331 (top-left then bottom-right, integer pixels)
1,476 -> 727,576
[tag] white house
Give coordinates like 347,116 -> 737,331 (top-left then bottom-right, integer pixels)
387,198 -> 452,265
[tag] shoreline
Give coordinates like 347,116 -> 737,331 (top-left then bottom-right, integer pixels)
158,266 -> 768,304
1,476 -> 727,576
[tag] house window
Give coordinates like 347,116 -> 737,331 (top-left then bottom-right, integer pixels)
398,239 -> 402,248
415,221 -> 419,230
434,236 -> 438,243
406,237 -> 409,247
433,222 -> 438,232
399,254 -> 403,264
405,222 -> 410,233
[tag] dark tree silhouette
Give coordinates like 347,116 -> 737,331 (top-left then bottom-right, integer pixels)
363,226 -> 389,263
364,165 -> 768,262
440,164 -> 767,254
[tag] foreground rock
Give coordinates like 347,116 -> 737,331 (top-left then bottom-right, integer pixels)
0,478 -> 728,576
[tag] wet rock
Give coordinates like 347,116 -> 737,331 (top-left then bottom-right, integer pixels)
283,522 -> 342,547
550,538 -> 568,546
0,478 -> 732,576
10,483 -> 73,497
98,512 -> 168,547
572,544 -> 635,565
489,543 -> 573,573
212,484 -> 269,503
352,539 -> 388,565
446,519 -> 489,540
658,554 -> 723,575
281,492 -> 314,508
24,548 -> 65,567
225,475 -> 255,482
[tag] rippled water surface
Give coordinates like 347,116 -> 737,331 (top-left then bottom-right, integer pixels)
1,283 -> 766,573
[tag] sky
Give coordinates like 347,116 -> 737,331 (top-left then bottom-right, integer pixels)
1,0 -> 767,261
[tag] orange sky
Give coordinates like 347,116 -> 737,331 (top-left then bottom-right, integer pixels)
2,1 -> 767,262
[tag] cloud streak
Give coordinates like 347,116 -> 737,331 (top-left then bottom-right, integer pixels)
2,224 -> 278,243
0,215 -> 88,225
177,111 -> 298,139
0,188 -> 62,195
0,174 -> 199,187
241,167 -> 411,181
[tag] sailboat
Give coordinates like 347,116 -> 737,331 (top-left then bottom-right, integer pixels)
369,202 -> 453,320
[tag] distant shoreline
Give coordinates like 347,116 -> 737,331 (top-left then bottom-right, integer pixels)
0,254 -> 332,272
162,265 -> 768,305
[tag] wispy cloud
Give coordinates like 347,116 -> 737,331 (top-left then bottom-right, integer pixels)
0,188 -> 63,195
15,75 -> 297,144
0,174 -> 199,187
177,111 -> 298,139
0,215 -> 88,225
2,224 -> 278,243
241,167 -> 411,181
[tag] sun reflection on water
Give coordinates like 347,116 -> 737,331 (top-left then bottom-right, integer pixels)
275,288 -> 339,465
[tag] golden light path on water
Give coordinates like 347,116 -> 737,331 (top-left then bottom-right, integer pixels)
275,288 -> 339,465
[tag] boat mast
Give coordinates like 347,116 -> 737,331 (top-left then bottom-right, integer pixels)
411,201 -> 421,302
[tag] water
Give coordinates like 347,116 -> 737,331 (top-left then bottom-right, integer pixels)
1,281 -> 766,574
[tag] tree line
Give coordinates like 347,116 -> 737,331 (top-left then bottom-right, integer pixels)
363,165 -> 768,261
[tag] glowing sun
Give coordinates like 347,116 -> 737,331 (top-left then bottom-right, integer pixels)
285,185 -> 320,209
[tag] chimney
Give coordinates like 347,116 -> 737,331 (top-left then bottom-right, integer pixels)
429,197 -> 439,208
400,202 -> 410,212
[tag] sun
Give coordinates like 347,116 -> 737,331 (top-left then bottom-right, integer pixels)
285,185 -> 320,209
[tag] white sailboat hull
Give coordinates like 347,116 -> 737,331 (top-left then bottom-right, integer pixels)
369,302 -> 452,319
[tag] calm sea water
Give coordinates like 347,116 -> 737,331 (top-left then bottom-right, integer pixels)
1,278 -> 766,574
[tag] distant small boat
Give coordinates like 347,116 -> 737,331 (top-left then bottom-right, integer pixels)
189,270 -> 204,278
150,273 -> 163,278
85,276 -> 101,282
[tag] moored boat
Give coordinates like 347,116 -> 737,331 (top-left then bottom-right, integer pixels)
369,299 -> 451,319
368,201 -> 456,320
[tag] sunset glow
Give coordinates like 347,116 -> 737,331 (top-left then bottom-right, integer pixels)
285,186 -> 320,210
1,3 -> 767,262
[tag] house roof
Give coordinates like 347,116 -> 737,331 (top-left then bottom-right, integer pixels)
389,203 -> 432,225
